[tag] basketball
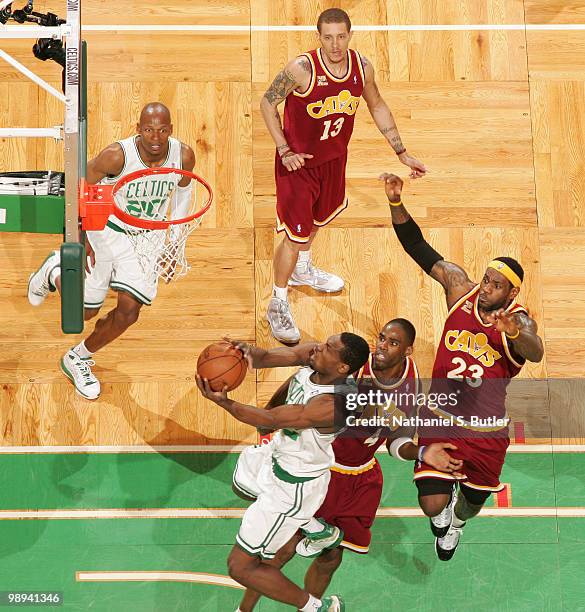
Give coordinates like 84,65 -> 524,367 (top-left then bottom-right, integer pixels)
196,341 -> 247,392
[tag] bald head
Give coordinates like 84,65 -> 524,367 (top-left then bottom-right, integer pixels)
139,102 -> 171,125
136,102 -> 173,159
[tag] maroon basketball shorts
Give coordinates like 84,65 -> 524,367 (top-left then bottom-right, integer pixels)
414,435 -> 510,492
275,152 -> 348,243
316,459 -> 383,554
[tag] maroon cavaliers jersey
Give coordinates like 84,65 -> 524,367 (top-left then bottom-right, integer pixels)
332,354 -> 419,470
282,48 -> 365,169
430,285 -> 527,427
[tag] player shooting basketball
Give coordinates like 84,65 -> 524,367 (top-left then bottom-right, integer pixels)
196,333 -> 370,612
381,172 -> 544,560
261,8 -> 427,345
27,103 -> 195,400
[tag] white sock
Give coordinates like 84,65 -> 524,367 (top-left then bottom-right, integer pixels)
302,517 -> 325,534
296,250 -> 311,268
300,594 -> 322,611
452,512 -> 466,528
272,284 -> 288,301
72,341 -> 93,359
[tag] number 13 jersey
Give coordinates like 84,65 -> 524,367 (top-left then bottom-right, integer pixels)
283,48 -> 365,169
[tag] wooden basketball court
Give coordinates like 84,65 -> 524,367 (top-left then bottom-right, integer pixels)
1,0 -> 583,446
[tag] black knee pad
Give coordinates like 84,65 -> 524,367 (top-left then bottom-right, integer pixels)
415,478 -> 455,497
459,484 -> 492,506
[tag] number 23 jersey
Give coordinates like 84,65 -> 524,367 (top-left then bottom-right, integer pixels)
430,284 -> 527,422
283,48 -> 365,169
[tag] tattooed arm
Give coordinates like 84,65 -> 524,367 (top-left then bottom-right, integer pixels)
361,56 -> 427,178
429,261 -> 477,310
260,56 -> 314,170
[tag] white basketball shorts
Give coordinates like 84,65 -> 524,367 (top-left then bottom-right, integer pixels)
84,222 -> 158,308
233,443 -> 330,560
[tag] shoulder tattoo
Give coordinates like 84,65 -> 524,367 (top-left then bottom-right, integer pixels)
298,57 -> 312,73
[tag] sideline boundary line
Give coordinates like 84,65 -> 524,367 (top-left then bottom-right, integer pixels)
1,506 -> 582,520
76,570 -> 244,589
0,444 -> 582,454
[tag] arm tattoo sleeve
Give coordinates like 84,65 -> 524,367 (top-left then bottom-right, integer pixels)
264,69 -> 298,105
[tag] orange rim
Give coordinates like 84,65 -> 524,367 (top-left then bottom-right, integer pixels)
111,167 -> 213,230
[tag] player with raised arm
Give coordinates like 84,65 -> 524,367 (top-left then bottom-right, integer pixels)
27,103 -> 195,400
381,173 -> 544,560
261,8 -> 426,344
234,319 -> 463,612
197,333 -> 370,612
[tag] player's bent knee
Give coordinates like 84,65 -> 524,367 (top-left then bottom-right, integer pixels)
114,309 -> 141,329
418,497 -> 447,517
227,549 -> 258,583
113,298 -> 143,328
416,478 -> 454,516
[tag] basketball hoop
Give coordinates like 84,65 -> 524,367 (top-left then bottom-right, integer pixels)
79,167 -> 213,284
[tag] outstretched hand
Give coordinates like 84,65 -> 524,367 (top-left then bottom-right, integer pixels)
484,309 -> 519,336
378,173 -> 403,203
397,152 -> 427,179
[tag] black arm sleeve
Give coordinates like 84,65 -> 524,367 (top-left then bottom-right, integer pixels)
393,217 -> 444,274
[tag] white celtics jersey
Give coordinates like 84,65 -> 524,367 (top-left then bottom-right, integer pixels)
100,135 -> 183,230
271,367 -> 353,479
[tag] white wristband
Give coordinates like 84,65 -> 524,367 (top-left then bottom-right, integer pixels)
417,445 -> 427,463
389,437 -> 413,462
172,182 -> 193,221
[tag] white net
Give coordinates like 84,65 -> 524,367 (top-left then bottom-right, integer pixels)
112,170 -> 210,284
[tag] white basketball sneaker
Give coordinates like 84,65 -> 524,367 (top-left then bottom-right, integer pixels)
317,595 -> 345,611
430,485 -> 458,538
435,522 -> 465,561
289,262 -> 344,293
60,349 -> 101,400
296,518 -> 344,558
266,297 -> 301,344
27,251 -> 60,306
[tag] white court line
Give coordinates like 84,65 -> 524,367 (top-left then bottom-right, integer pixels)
0,444 -> 248,454
0,443 -> 581,454
76,570 -> 244,589
78,24 -> 585,32
1,506 -> 582,520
